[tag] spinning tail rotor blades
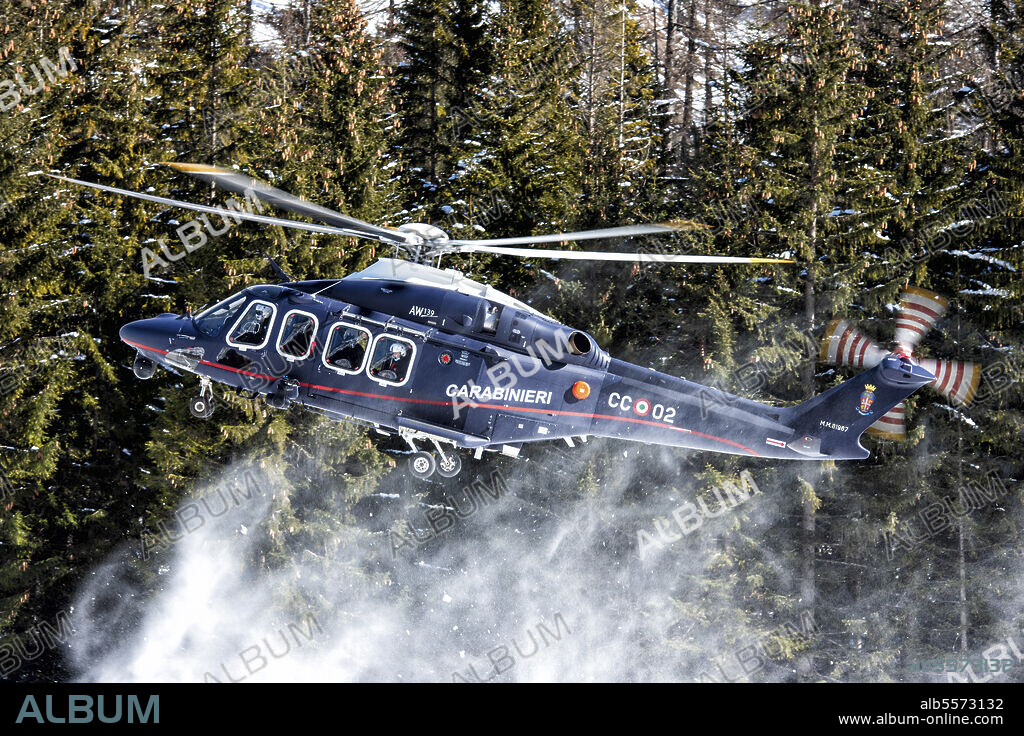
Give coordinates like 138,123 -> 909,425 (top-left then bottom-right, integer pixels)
917,358 -> 981,407
820,319 -> 888,368
894,286 -> 949,354
818,287 -> 981,440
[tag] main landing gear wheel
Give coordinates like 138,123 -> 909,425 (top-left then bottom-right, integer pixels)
435,452 -> 462,478
409,451 -> 436,479
189,396 -> 214,419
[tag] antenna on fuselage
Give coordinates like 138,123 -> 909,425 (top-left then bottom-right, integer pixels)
262,251 -> 293,282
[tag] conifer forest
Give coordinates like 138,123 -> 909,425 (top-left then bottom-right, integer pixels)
0,0 -> 1022,684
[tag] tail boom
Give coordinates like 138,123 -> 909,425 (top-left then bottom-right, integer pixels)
587,357 -> 935,461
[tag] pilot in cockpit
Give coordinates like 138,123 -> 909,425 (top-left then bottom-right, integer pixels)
234,303 -> 274,346
371,342 -> 411,382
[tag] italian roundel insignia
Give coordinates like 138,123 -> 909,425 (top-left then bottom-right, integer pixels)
857,384 -> 876,416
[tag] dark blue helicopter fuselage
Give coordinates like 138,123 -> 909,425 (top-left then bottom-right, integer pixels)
120,267 -> 935,463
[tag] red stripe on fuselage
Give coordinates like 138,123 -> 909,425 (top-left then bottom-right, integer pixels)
124,338 -> 761,457
302,381 -> 762,456
125,339 -> 169,355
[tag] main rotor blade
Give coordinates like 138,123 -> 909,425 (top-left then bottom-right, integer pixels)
42,174 -> 394,243
451,242 -> 791,264
449,221 -> 707,247
166,162 -> 408,244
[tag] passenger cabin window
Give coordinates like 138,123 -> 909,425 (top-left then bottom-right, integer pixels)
367,335 -> 416,386
227,301 -> 276,350
277,310 -> 318,360
323,323 -> 370,373
195,294 -> 247,337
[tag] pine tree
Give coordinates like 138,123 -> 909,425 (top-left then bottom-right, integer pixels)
131,0 -> 396,523
247,0 -> 401,276
891,0 -> 1024,676
852,0 -> 971,295
393,0 -> 490,220
446,0 -> 584,296
568,0 -> 662,224
722,0 -> 869,680
138,0 -> 400,604
0,0 -> 174,680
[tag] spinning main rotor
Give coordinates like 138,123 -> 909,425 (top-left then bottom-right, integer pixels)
45,163 -> 792,268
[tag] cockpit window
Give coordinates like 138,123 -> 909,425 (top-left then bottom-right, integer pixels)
277,310 -> 318,360
227,301 -> 277,349
367,335 -> 416,386
481,303 -> 502,334
324,323 -> 370,373
195,294 -> 247,337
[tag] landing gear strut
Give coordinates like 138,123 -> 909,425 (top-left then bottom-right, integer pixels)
189,376 -> 215,419
433,440 -> 462,478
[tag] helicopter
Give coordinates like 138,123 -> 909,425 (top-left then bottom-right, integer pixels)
47,164 -> 941,478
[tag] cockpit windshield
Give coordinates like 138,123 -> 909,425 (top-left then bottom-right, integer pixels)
195,293 -> 248,337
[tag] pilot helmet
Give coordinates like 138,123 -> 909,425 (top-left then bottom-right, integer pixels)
390,342 -> 408,357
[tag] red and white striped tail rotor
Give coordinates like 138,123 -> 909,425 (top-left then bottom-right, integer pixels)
819,319 -> 889,368
917,358 -> 981,407
866,402 -> 907,440
819,286 -> 980,441
893,286 -> 949,355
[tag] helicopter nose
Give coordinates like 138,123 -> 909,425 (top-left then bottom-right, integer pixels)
120,315 -> 186,353
119,319 -> 157,350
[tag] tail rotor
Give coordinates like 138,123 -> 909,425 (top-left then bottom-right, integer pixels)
893,286 -> 949,356
819,287 -> 980,439
820,319 -> 888,368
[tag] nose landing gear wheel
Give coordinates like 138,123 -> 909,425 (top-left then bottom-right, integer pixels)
190,375 -> 216,419
189,396 -> 214,419
409,451 -> 436,479
435,452 -> 462,478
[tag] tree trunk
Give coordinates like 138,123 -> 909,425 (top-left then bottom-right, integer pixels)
702,0 -> 713,124
665,0 -> 676,97
681,0 -> 698,156
956,276 -> 968,652
797,121 -> 821,682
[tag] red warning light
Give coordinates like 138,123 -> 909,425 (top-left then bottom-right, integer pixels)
572,381 -> 591,400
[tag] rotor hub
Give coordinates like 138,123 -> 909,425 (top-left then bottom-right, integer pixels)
397,223 -> 450,246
